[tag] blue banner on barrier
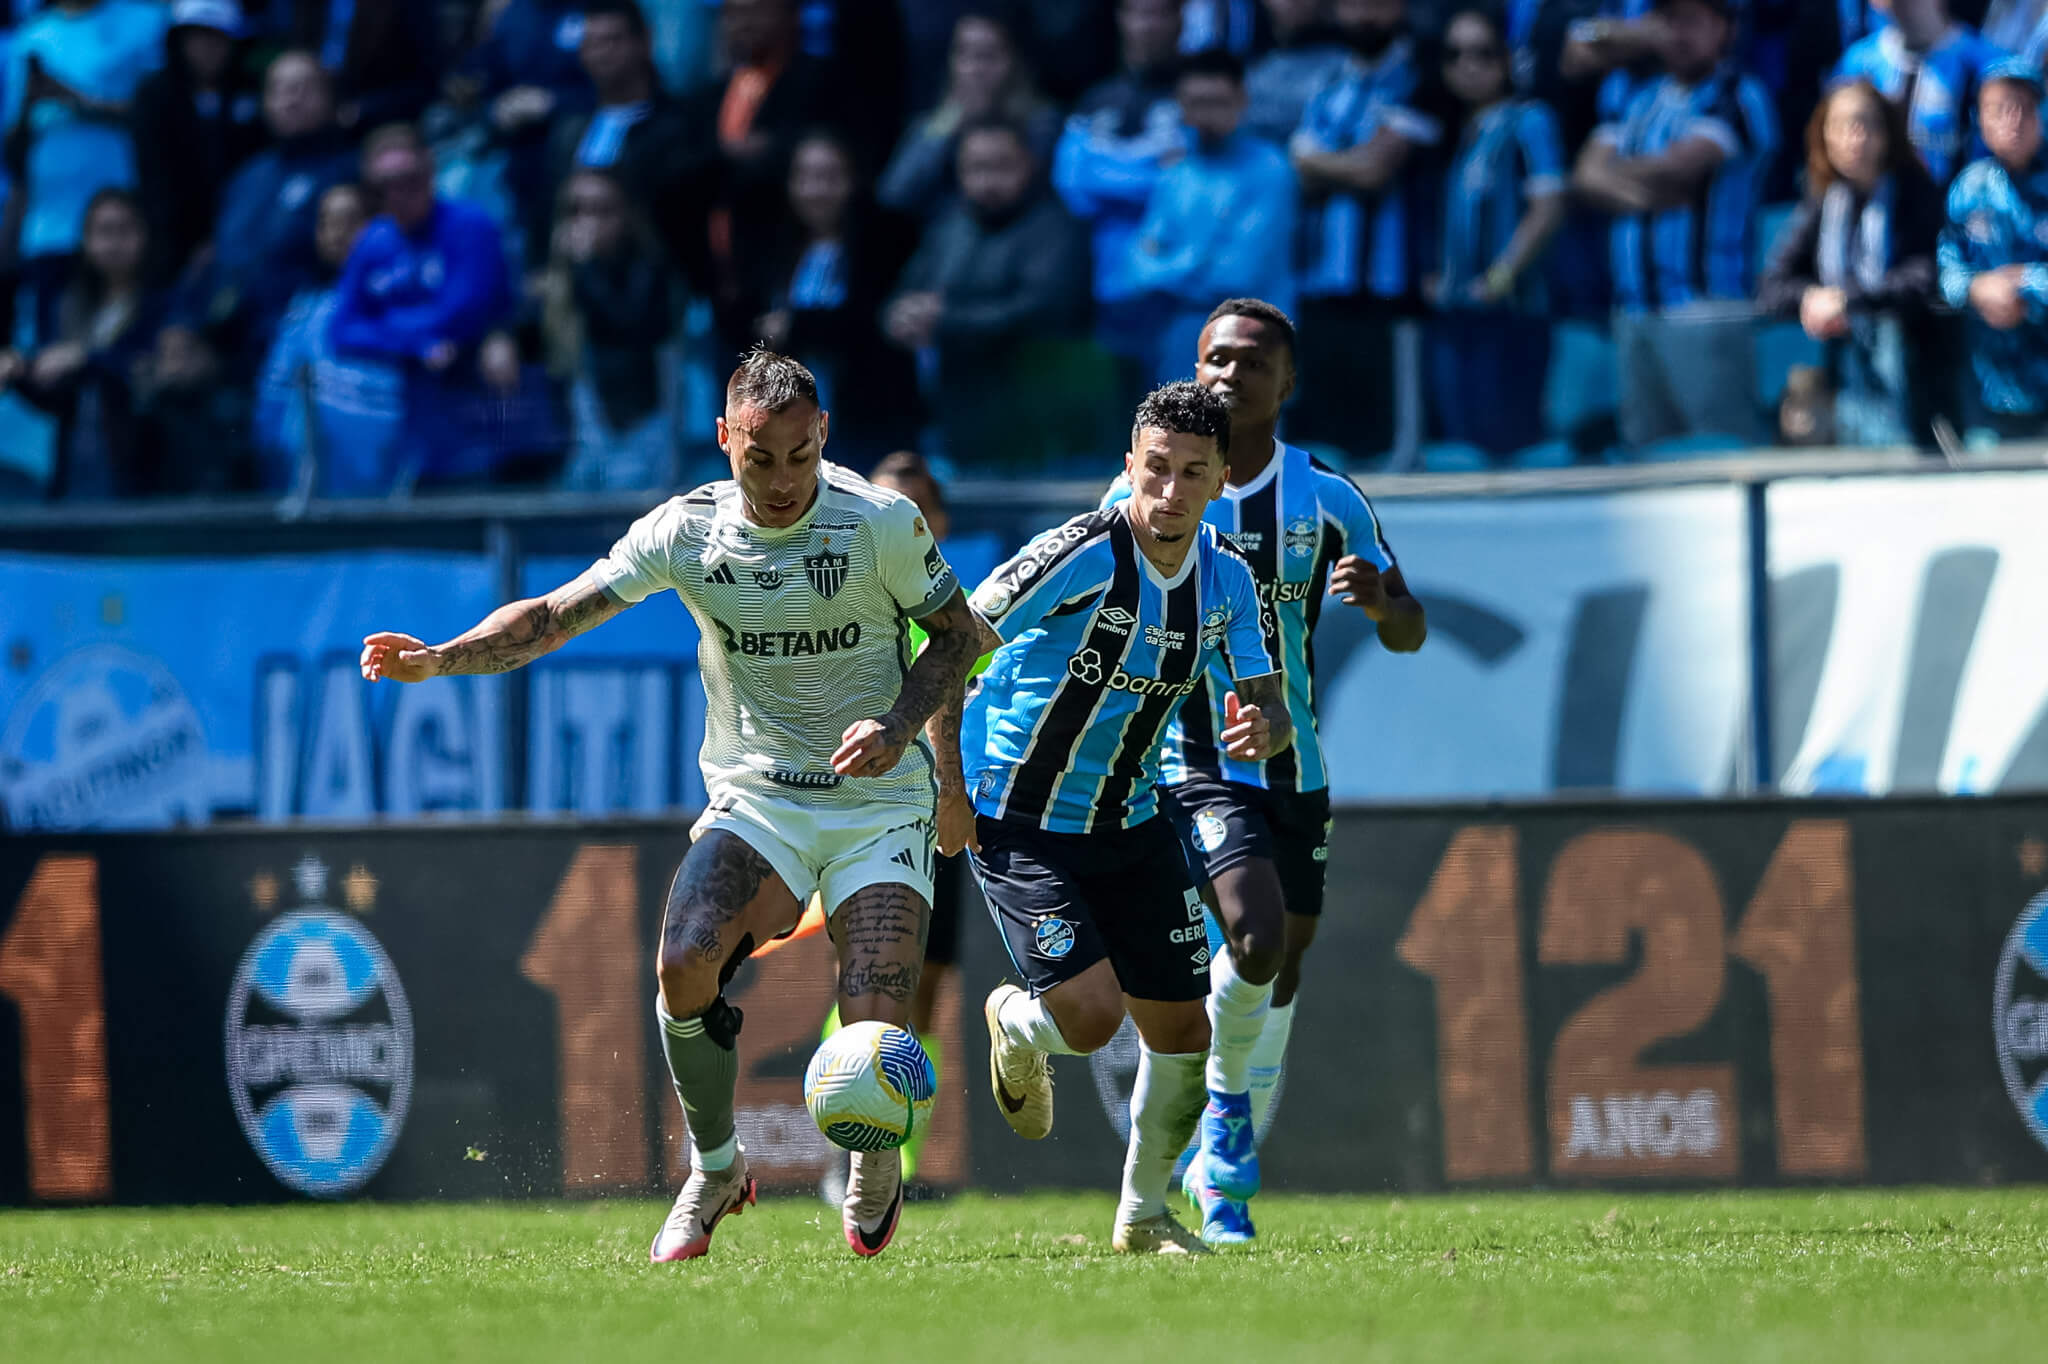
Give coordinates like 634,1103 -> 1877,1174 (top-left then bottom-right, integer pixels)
0,552 -> 502,828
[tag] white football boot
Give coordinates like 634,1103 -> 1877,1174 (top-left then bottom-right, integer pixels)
650,1149 -> 755,1262
984,984 -> 1054,1140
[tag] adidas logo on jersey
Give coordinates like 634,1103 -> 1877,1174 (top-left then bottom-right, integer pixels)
705,562 -> 738,585
889,847 -> 917,870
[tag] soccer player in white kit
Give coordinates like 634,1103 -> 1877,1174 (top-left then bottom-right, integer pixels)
359,352 -> 985,1261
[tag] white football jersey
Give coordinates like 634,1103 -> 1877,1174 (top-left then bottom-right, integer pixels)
591,464 -> 960,812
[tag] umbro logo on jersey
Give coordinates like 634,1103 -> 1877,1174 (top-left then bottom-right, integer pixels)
1095,607 -> 1135,635
806,548 -> 849,598
752,568 -> 784,589
705,562 -> 737,585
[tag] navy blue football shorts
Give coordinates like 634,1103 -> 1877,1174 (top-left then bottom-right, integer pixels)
969,812 -> 1210,1003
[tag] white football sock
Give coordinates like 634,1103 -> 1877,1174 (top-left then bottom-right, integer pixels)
1205,946 -> 1273,1096
1248,999 -> 1295,1134
997,990 -> 1083,1056
1119,1045 -> 1207,1223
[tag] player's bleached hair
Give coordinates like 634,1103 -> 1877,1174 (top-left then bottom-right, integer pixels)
1203,297 -> 1297,363
726,347 -> 820,414
1132,380 -> 1232,458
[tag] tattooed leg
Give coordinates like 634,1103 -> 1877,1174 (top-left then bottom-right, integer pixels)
655,831 -> 800,1019
655,831 -> 800,1172
829,881 -> 930,1028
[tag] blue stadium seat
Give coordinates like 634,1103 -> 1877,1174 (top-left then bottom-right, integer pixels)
1636,432 -> 1752,462
1756,321 -> 1823,409
1754,201 -> 1797,278
1419,441 -> 1491,473
1509,438 -> 1577,469
1544,321 -> 1617,436
1293,440 -> 1361,470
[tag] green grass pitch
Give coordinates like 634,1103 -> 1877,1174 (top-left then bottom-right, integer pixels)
4,1189 -> 2047,1362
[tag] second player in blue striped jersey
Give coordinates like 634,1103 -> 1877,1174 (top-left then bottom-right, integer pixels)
1102,440 -> 1392,794
1125,298 -> 1425,1249
962,505 -> 1277,834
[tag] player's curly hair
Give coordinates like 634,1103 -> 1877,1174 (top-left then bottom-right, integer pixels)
727,346 -> 819,413
1204,297 -> 1297,362
1132,380 -> 1232,458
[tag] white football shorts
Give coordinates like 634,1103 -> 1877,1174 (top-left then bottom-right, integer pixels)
691,784 -> 936,915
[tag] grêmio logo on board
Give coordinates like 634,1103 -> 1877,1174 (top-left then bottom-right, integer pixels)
1995,891 -> 2048,1155
225,855 -> 413,1198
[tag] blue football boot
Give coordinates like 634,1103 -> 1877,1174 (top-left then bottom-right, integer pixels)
1182,1153 -> 1257,1245
1197,1088 -> 1260,1201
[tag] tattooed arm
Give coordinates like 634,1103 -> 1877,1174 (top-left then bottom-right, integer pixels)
1221,671 -> 1294,762
830,587 -> 987,779
360,570 -> 628,682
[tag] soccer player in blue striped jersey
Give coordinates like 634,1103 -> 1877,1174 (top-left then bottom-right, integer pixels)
936,381 -> 1291,1255
1104,298 -> 1426,1244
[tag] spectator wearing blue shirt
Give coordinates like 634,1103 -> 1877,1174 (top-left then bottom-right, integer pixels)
1836,0 -> 2010,185
1054,0 -> 1189,398
1759,78 -> 1952,448
192,50 -> 358,374
1939,62 -> 2048,438
1244,0 -> 1351,144
253,181 -> 405,493
1428,8 -> 1568,457
1983,0 -> 2048,53
1,0 -> 167,266
1286,0 -> 1443,459
1127,48 -> 1298,384
1573,0 -> 1778,450
331,125 -> 514,492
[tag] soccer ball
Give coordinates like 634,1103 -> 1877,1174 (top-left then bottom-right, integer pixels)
803,1021 -> 937,1152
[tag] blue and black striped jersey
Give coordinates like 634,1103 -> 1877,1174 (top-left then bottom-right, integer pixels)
1104,441 -> 1394,793
962,506 -> 1277,834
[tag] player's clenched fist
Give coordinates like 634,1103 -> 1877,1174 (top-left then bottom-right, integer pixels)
831,715 -> 909,778
360,632 -> 440,683
1328,554 -> 1390,618
1220,690 -> 1277,762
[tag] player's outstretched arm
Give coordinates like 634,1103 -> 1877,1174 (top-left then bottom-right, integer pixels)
1222,674 -> 1293,762
1330,557 -> 1427,653
831,587 -> 986,781
360,571 -> 628,683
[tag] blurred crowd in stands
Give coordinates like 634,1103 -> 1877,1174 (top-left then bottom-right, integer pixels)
2,0 -> 2048,499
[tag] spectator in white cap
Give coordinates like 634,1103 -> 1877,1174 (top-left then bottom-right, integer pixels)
132,0 -> 265,276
